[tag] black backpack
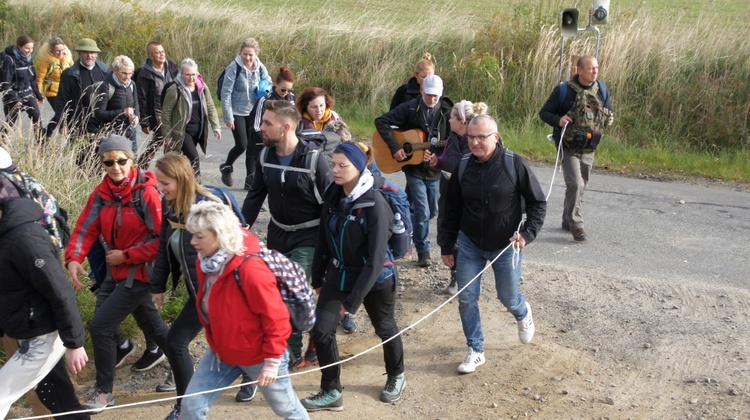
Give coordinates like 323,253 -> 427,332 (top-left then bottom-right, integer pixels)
216,62 -> 242,101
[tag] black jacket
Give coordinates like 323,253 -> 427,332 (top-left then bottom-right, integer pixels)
55,59 -> 109,132
389,76 -> 421,110
539,74 -> 613,144
311,179 -> 394,314
136,59 -> 178,129
0,198 -> 85,349
242,138 -> 333,253
1,45 -> 44,103
94,71 -> 139,136
374,96 -> 452,180
438,146 -> 547,254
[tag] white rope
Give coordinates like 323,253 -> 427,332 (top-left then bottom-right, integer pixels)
545,123 -> 567,202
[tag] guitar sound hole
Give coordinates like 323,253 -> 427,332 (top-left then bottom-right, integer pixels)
402,142 -> 413,155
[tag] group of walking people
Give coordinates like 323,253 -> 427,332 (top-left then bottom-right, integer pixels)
1,26 -> 614,419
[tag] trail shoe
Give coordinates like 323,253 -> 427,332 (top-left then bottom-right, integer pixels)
219,164 -> 233,187
417,251 -> 432,267
236,383 -> 258,402
339,313 -> 357,334
156,368 -> 176,392
297,347 -> 318,368
164,405 -> 180,420
114,341 -> 136,368
300,388 -> 344,412
380,373 -> 406,403
81,389 -> 114,412
131,348 -> 166,372
457,348 -> 485,374
518,301 -> 535,344
572,228 -> 587,242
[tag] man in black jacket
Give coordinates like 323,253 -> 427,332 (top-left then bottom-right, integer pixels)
136,41 -> 179,168
539,54 -> 614,242
438,115 -> 546,375
375,74 -> 452,267
242,100 -> 332,370
54,38 -> 109,137
0,197 -> 89,419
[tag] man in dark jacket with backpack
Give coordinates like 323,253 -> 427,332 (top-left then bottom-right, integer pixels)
242,100 -> 332,370
438,115 -> 546,375
136,41 -> 179,168
539,54 -> 614,242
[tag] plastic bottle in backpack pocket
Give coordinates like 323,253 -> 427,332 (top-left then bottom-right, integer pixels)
392,212 -> 406,235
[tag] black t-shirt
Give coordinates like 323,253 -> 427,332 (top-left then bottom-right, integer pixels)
185,89 -> 202,136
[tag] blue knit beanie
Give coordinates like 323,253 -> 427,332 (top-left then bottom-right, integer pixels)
335,142 -> 367,173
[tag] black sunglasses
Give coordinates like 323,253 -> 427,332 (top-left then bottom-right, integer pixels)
279,87 -> 293,93
103,158 -> 130,167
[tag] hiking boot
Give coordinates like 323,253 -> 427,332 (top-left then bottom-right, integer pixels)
244,175 -> 254,190
131,348 -> 166,372
518,301 -> 535,344
442,271 -> 458,295
156,368 -> 176,392
339,313 -> 357,334
164,405 -> 180,420
457,348 -> 485,374
417,251 -> 431,267
115,342 -> 136,369
236,383 -> 258,402
572,228 -> 587,242
219,164 -> 233,187
81,389 -> 114,412
380,373 -> 406,403
300,388 -> 344,412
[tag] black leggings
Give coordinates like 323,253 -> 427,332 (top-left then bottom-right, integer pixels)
166,295 -> 204,404
181,129 -> 201,177
224,115 -> 255,169
3,94 -> 41,129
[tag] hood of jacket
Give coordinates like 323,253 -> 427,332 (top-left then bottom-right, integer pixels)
38,42 -> 73,67
0,197 -> 43,237
177,72 -> 206,93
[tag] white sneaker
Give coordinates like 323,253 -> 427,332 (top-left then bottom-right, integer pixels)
457,348 -> 485,374
518,301 -> 535,344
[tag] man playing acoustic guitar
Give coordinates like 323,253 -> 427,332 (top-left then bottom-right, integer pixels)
374,75 -> 452,267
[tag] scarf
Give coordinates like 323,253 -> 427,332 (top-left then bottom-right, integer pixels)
305,108 -> 332,131
199,249 -> 230,273
104,168 -> 137,202
344,169 -> 374,204
11,47 -> 31,67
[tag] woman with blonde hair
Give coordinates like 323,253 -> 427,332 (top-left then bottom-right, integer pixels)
36,37 -> 73,136
424,100 -> 488,294
389,52 -> 435,110
180,200 -> 308,419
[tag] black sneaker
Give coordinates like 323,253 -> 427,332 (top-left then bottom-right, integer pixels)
115,342 -> 136,369
131,348 -> 166,372
219,164 -> 233,187
288,352 -> 303,371
235,383 -> 258,402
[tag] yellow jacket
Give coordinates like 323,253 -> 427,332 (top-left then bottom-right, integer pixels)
35,43 -> 74,98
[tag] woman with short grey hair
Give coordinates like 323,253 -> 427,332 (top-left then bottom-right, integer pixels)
94,55 -> 139,153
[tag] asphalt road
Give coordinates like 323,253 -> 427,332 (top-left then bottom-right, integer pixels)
32,102 -> 750,291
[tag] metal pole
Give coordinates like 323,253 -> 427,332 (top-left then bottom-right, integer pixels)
558,37 -> 566,85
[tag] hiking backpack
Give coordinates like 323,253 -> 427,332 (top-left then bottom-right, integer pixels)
377,181 -> 412,260
0,170 -> 70,251
234,243 -> 316,333
558,80 -> 612,153
216,62 -> 242,101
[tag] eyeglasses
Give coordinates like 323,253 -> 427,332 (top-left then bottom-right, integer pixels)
103,158 -> 130,167
466,133 -> 497,142
53,49 -> 66,54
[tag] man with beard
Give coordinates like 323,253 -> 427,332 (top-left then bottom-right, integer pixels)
241,100 -> 332,370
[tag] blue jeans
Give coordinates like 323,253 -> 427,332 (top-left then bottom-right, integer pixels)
456,232 -> 528,353
405,174 -> 439,253
181,349 -> 309,420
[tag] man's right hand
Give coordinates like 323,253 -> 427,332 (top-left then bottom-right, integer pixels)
442,254 -> 455,269
392,149 -> 407,162
559,116 -> 573,127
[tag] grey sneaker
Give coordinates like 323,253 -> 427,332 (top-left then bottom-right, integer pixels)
156,369 -> 176,392
81,389 -> 114,412
339,312 -> 357,334
300,388 -> 344,412
380,373 -> 406,403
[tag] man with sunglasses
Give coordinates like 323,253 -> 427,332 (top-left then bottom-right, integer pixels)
135,41 -> 179,169
438,115 -> 546,375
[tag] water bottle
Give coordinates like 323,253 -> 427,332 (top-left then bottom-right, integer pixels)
392,212 -> 406,235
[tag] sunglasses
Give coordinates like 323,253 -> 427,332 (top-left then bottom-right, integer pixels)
103,158 -> 130,167
279,88 -> 293,93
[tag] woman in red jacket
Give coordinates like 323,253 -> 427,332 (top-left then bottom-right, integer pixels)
180,200 -> 308,420
64,135 -> 170,412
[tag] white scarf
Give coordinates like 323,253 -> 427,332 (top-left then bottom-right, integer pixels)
345,169 -> 374,204
199,249 -> 230,273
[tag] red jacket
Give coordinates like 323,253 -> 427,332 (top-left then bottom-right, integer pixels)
65,168 -> 162,283
195,230 -> 291,366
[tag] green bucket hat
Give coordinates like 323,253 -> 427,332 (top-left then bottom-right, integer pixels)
74,38 -> 101,53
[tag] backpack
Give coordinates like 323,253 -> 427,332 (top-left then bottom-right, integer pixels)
234,243 -> 316,333
557,79 -> 609,110
457,149 -> 526,217
202,185 -> 247,226
377,181 -> 412,260
90,80 -> 116,103
0,170 -> 70,251
216,62 -> 242,101
259,130 -> 341,206
159,80 -> 178,108
562,81 -> 612,153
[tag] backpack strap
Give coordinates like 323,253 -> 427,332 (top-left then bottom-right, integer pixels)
457,153 -> 471,184
260,148 -> 323,205
503,150 -> 519,192
233,254 -> 255,306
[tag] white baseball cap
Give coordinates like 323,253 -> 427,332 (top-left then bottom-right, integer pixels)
422,75 -> 443,96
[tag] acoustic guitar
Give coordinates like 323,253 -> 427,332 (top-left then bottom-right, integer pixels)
371,129 -> 428,174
